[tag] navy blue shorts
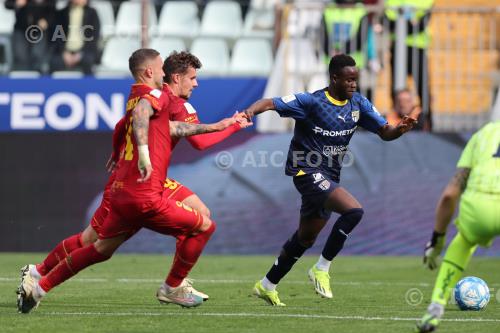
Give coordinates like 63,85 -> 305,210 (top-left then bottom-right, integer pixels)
292,172 -> 338,220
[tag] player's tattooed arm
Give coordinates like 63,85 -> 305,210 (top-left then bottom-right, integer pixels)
433,168 -> 471,233
450,168 -> 470,193
243,98 -> 276,119
170,118 -> 237,137
132,99 -> 154,145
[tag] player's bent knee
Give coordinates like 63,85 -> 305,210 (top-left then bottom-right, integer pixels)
197,215 -> 217,234
81,226 -> 98,246
201,207 -> 211,218
196,205 -> 211,219
339,208 -> 364,234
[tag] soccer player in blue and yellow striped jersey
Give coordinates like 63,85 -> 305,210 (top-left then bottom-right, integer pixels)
244,54 -> 417,306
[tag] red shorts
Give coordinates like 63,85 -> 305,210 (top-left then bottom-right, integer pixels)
98,195 -> 202,240
91,178 -> 194,234
90,186 -> 113,233
162,178 -> 194,202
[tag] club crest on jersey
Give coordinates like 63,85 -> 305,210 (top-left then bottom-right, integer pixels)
323,146 -> 334,157
184,102 -> 197,114
312,172 -> 325,184
351,110 -> 360,122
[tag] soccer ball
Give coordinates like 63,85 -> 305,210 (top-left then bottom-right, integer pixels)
454,276 -> 490,311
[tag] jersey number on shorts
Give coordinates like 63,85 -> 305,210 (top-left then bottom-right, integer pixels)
164,178 -> 179,190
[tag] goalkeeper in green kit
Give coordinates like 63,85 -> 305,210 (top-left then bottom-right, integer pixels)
417,121 -> 500,333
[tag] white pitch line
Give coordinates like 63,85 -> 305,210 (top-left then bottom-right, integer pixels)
1,277 -> 498,288
31,311 -> 500,323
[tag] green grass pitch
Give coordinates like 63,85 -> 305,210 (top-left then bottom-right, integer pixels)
0,254 -> 499,332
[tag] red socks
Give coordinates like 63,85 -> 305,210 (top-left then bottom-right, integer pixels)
36,233 -> 83,276
39,244 -> 110,292
166,222 -> 216,287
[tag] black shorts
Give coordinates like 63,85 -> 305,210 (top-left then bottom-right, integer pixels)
292,172 -> 338,220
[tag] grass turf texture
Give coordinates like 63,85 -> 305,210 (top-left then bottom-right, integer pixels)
0,254 -> 499,332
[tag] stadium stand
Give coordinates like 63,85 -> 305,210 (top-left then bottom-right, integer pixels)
199,0 -> 243,43
91,0 -> 115,40
229,38 -> 273,76
190,37 -> 230,76
115,0 -> 157,37
150,37 -> 187,57
157,1 -> 200,40
428,5 -> 499,131
97,36 -> 141,75
0,4 -> 14,35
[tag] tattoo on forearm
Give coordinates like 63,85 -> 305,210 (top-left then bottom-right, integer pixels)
133,99 -> 153,145
170,121 -> 215,137
451,168 -> 470,192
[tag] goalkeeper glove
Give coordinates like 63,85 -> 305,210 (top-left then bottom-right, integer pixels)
423,231 -> 446,270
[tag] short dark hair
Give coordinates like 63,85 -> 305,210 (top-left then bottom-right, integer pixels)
163,51 -> 202,83
128,48 -> 160,79
328,54 -> 356,77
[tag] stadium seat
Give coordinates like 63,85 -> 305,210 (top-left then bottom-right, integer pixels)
242,8 -> 275,40
229,38 -> 273,76
97,37 -> 141,75
51,71 -> 85,78
91,0 -> 115,39
150,37 -> 186,57
190,38 -> 229,76
0,6 -> 15,35
157,1 -> 199,39
8,71 -> 41,78
307,72 -> 328,92
56,0 -> 66,10
0,35 -> 12,74
249,0 -> 283,9
199,1 -> 242,41
115,1 -> 157,37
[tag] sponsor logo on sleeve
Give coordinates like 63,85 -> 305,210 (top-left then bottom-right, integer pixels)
184,102 -> 197,114
281,94 -> 296,103
149,89 -> 162,98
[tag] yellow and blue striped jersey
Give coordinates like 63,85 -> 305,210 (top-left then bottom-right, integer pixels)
272,89 -> 387,182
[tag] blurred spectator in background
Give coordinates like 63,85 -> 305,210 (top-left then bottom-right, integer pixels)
387,88 -> 427,130
322,0 -> 381,100
4,0 -> 55,72
384,0 -> 434,129
49,0 -> 100,75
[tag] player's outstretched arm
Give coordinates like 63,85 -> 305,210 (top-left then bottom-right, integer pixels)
423,167 -> 470,269
187,112 -> 253,150
133,98 -> 155,182
377,116 -> 417,141
243,98 -> 276,119
170,117 -> 237,138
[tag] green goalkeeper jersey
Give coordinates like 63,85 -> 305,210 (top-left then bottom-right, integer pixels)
457,121 -> 500,195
